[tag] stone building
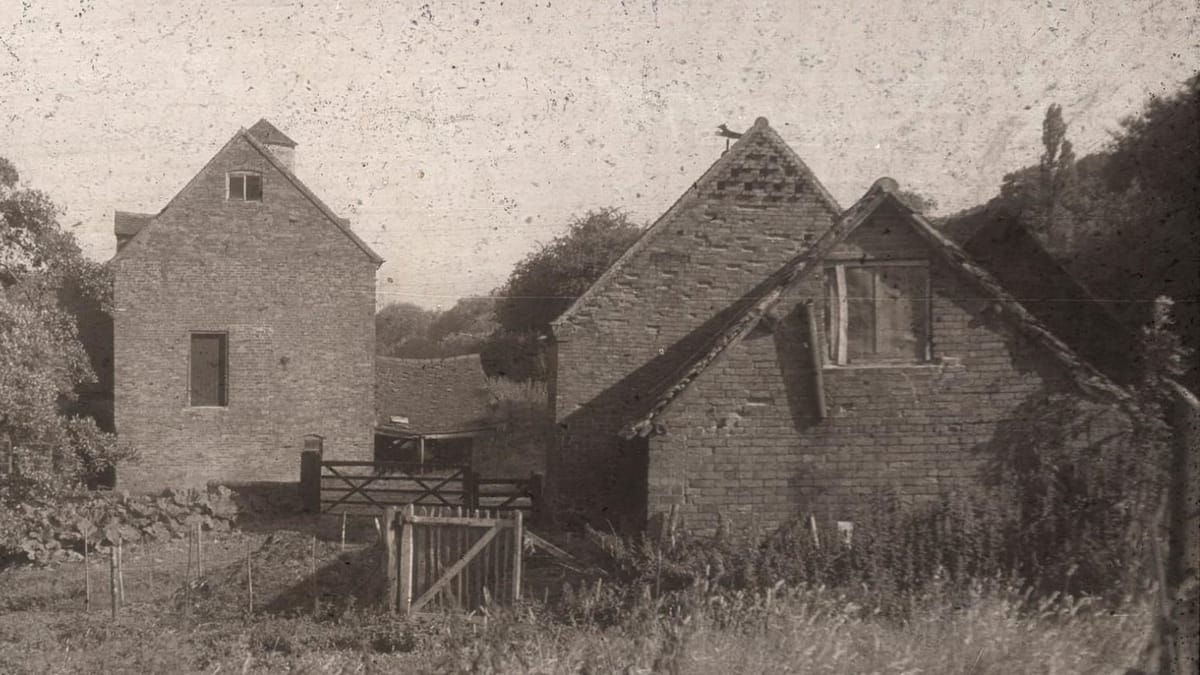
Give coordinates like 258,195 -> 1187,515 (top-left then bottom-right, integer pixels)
111,119 -> 382,491
549,117 -> 1127,533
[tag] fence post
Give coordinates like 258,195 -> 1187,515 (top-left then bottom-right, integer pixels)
511,509 -> 523,603
464,469 -> 478,510
299,435 -> 324,513
399,504 -> 415,615
529,472 -> 544,526
383,506 -> 397,613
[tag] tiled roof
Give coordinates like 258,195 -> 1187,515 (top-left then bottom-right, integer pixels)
376,354 -> 496,435
113,211 -> 156,236
621,178 -> 1130,438
247,118 -> 297,147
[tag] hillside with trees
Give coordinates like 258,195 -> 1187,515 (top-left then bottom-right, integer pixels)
376,208 -> 644,381
942,75 -> 1198,385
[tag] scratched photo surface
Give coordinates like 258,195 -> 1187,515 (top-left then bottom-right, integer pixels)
0,1 -> 1196,673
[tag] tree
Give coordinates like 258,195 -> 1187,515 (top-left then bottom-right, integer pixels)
943,75 -> 1199,386
375,297 -> 497,359
0,157 -> 120,486
1103,75 -> 1200,382
494,208 -> 643,336
489,208 -> 643,380
375,302 -> 437,357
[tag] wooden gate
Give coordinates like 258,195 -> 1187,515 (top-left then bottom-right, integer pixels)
300,452 -> 544,520
382,504 -> 523,615
317,461 -> 471,514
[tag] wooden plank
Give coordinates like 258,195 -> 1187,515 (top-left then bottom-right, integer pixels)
322,460 -> 467,470
490,512 -> 500,606
511,510 -> 523,602
383,506 -> 397,613
411,523 -> 502,613
454,507 -> 464,608
436,514 -> 446,610
402,515 -> 513,528
399,504 -> 415,615
414,519 -> 424,606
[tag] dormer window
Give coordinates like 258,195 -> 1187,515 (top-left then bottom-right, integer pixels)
227,172 -> 262,201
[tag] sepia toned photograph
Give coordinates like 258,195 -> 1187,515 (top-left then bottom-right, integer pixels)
0,1 -> 1196,672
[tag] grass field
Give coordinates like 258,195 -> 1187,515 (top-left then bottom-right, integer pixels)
0,519 -> 1153,674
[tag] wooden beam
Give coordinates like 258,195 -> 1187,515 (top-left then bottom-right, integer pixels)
803,301 -> 828,420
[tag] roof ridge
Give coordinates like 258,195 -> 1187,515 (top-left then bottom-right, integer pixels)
551,117 -> 841,333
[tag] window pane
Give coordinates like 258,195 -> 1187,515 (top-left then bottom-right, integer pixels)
843,267 -> 875,361
245,174 -> 262,201
875,266 -> 928,360
190,334 -> 227,406
228,175 -> 244,200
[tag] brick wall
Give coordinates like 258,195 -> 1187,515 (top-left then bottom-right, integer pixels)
113,134 -> 377,491
551,129 -> 839,527
646,202 -> 1112,535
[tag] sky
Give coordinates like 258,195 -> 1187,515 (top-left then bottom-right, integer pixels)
0,0 -> 1195,309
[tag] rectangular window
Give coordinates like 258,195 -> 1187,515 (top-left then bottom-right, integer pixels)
189,333 -> 228,406
825,262 -> 930,364
227,172 -> 262,201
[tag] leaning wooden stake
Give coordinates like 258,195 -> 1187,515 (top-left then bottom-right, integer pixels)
246,538 -> 254,614
310,535 -> 319,617
109,544 -> 118,619
341,512 -> 347,552
383,506 -> 397,613
83,529 -> 91,612
116,538 -> 125,605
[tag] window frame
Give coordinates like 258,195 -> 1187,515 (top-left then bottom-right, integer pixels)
188,332 -> 229,408
824,259 -> 932,366
226,171 -> 263,202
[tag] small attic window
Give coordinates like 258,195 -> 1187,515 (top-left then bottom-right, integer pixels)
227,172 -> 262,202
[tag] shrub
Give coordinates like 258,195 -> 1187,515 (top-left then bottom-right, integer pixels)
0,485 -> 240,566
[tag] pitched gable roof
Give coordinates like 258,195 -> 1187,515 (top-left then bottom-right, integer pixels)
622,178 -> 1131,438
551,117 -> 842,333
111,122 -> 383,265
376,354 -> 496,435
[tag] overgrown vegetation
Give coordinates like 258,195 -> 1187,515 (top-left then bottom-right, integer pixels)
943,75 -> 1200,386
0,485 -> 239,566
1,155 -> 123,486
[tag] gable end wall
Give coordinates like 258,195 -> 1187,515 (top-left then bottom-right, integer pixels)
647,206 -> 1114,534
113,135 -> 376,491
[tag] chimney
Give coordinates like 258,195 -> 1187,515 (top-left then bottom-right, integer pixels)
246,118 -> 298,172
